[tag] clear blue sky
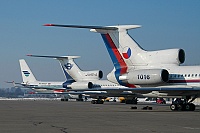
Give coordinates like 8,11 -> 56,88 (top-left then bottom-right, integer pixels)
1,0 -> 200,88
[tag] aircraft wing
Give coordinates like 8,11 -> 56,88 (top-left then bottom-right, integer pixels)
35,91 -> 107,95
66,86 -> 200,91
65,87 -> 200,97
14,84 -> 66,91
33,91 -> 109,98
18,83 -> 200,97
34,90 -> 143,98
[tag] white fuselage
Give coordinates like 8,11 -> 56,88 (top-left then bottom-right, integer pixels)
133,65 -> 200,87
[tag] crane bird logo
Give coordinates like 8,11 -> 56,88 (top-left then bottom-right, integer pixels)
64,63 -> 73,70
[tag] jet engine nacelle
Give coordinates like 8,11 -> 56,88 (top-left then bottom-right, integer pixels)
145,49 -> 185,65
82,70 -> 103,80
119,69 -> 169,85
67,82 -> 93,89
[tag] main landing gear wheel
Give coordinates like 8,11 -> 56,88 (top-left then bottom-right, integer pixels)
125,98 -> 138,104
91,99 -> 104,104
184,103 -> 195,111
170,98 -> 196,111
170,104 -> 177,111
61,98 -> 68,101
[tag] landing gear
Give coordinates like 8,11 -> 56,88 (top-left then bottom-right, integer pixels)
60,95 -> 69,101
113,99 -> 117,102
76,98 -> 84,101
125,98 -> 138,104
61,98 -> 68,101
76,94 -> 84,101
170,98 -> 196,111
91,99 -> 104,104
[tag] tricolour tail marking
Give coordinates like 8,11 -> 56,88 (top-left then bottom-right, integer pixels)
101,33 -> 136,88
101,33 -> 127,74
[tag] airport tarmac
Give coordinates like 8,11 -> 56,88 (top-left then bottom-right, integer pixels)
0,100 -> 200,133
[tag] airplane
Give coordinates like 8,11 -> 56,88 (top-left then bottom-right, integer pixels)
18,59 -> 66,91
15,59 -> 82,100
43,23 -> 200,111
27,54 -> 144,104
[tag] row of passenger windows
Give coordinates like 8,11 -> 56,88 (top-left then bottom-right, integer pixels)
93,84 -> 119,87
170,74 -> 200,78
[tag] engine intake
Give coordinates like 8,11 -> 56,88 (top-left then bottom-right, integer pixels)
178,49 -> 185,64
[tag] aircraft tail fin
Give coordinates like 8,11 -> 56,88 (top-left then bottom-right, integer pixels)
43,24 -> 144,69
90,25 -> 145,68
19,59 -> 37,83
27,55 -> 82,81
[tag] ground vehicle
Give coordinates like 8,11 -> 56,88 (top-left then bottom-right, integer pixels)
156,98 -> 166,104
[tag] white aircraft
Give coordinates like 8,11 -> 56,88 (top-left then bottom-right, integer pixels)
17,59 -> 82,100
43,23 -> 200,111
27,55 -> 144,104
19,59 -> 66,92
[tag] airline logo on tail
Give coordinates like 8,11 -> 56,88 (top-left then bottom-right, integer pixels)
23,71 -> 30,77
122,47 -> 131,59
64,63 -> 73,70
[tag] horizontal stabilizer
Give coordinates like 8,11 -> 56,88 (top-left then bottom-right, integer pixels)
43,24 -> 141,31
44,24 -> 118,30
5,81 -> 22,88
27,54 -> 80,60
5,81 -> 21,85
